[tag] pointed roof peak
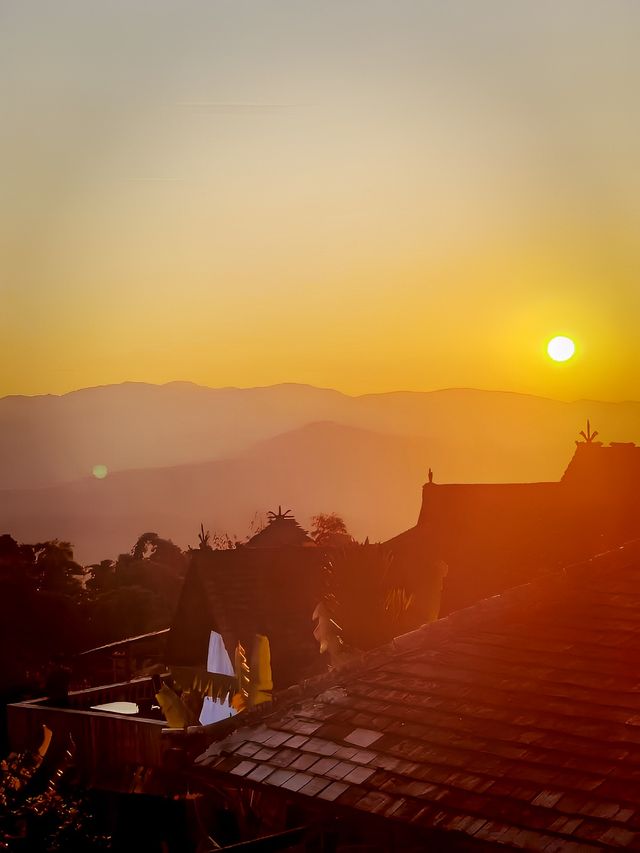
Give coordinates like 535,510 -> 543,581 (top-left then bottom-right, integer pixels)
576,418 -> 602,445
245,507 -> 315,548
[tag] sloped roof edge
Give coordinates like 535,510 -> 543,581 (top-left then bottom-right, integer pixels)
193,537 -> 640,750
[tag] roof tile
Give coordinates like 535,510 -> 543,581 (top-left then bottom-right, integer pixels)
283,734 -> 309,749
316,781 -> 349,802
252,747 -> 276,762
354,790 -> 394,814
297,776 -> 331,797
289,753 -> 318,771
531,790 -> 564,809
598,826 -> 639,846
300,737 -> 340,756
229,760 -> 257,777
307,757 -> 339,776
263,731 -> 292,747
287,720 -> 322,736
343,765 -> 375,786
263,768 -> 296,787
246,764 -> 275,783
280,772 -> 314,792
344,728 -> 383,748
195,541 -> 640,850
325,761 -> 358,781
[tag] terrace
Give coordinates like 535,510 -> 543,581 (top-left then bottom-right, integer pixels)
7,676 -> 173,780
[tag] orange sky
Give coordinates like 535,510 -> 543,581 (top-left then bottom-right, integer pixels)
2,2 -> 639,401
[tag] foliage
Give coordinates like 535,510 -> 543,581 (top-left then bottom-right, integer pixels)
232,642 -> 250,713
0,750 -> 110,852
314,543 -> 418,661
189,512 -> 267,551
86,585 -> 170,645
312,601 -> 345,663
30,541 -> 84,596
197,523 -> 211,550
0,750 -> 38,816
130,532 -> 184,566
0,530 -> 188,697
0,536 -> 87,697
207,531 -> 238,550
0,513 -> 279,707
227,634 -> 272,713
154,681 -> 197,729
84,560 -> 115,595
310,513 -> 354,547
0,536 -> 83,598
85,532 -> 187,646
245,511 -> 266,542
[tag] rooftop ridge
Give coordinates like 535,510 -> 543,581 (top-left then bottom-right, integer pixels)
192,538 -> 640,746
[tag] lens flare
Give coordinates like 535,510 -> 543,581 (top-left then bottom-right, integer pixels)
92,464 -> 108,479
547,336 -> 575,362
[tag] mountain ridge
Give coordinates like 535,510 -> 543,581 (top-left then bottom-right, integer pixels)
2,382 -> 639,562
5,380 -> 638,405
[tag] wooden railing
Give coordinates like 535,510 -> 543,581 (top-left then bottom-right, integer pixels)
65,675 -> 159,710
7,677 -> 170,773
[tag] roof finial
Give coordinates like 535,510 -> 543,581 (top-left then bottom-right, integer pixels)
578,419 -> 599,444
427,468 -> 434,484
266,506 -> 294,522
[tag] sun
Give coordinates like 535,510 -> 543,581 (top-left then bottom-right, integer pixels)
547,335 -> 575,362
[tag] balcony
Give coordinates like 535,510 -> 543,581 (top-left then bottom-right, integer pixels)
7,676 -> 171,780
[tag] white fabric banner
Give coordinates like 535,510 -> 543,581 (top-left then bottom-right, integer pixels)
199,696 -> 236,726
206,630 -> 235,676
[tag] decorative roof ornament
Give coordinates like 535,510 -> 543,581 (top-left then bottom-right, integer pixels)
246,506 -> 314,547
577,420 -> 599,444
427,468 -> 434,484
266,506 -> 294,523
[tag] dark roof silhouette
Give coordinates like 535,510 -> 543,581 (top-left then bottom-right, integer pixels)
245,507 -> 315,548
387,437 -> 640,616
168,437 -> 640,693
195,539 -> 640,850
167,543 -> 329,689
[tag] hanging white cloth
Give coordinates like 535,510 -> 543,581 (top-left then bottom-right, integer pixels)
206,630 -> 235,676
199,696 -> 236,725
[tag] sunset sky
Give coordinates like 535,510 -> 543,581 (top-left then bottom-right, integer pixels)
2,1 -> 639,401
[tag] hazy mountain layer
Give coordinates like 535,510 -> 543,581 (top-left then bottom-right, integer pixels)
2,382 -> 639,490
1,422 -> 431,562
2,383 -> 639,562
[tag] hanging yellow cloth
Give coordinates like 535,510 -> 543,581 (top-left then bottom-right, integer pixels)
249,633 -> 273,707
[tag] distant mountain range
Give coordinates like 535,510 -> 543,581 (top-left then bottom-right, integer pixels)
1,382 -> 639,563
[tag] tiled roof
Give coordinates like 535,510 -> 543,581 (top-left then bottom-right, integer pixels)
390,441 -> 640,617
195,540 -> 640,850
167,547 -> 330,689
562,441 -> 640,491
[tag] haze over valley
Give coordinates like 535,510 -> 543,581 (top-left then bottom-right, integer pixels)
2,381 -> 639,562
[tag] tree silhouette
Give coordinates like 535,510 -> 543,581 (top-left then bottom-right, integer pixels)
86,533 -> 187,645
314,544 -> 414,658
197,522 -> 211,550
310,513 -> 354,547
0,535 -> 87,699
